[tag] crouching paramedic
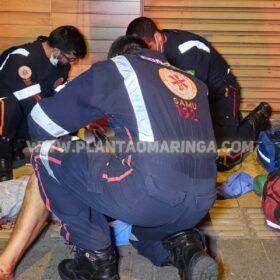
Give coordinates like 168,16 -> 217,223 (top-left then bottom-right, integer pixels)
27,35 -> 218,280
0,25 -> 87,181
126,17 -> 272,171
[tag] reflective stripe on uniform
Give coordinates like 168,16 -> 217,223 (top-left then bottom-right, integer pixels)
0,48 -> 30,71
30,103 -> 69,137
111,55 -> 154,142
55,82 -> 68,93
13,83 -> 41,100
178,40 -> 210,54
40,140 -> 59,182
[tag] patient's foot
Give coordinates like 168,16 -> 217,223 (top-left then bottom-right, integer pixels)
0,256 -> 15,280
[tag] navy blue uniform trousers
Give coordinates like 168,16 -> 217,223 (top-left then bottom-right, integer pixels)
0,97 -> 30,139
209,74 -> 254,147
32,139 -> 216,266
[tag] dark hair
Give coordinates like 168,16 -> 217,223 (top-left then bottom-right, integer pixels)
48,26 -> 87,58
108,35 -> 148,59
126,17 -> 160,40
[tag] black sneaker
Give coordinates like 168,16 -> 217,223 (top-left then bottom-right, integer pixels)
163,230 -> 218,280
12,139 -> 29,168
0,139 -> 13,181
58,244 -> 120,280
12,150 -> 29,168
242,102 -> 272,134
0,157 -> 12,182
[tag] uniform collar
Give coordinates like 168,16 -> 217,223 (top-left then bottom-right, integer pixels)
136,48 -> 169,62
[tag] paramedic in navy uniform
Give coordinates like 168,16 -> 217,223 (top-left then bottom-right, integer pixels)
0,36 -> 217,280
23,36 -> 218,280
0,26 -> 87,181
126,17 -> 272,170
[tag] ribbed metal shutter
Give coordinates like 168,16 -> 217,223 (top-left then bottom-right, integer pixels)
142,0 -> 280,117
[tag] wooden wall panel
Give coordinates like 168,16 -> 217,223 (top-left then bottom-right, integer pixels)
0,0 -> 50,12
143,0 -> 280,115
0,12 -> 51,25
0,0 -> 141,82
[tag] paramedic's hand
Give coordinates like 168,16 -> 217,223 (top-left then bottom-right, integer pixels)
86,124 -> 110,145
93,128 -> 109,144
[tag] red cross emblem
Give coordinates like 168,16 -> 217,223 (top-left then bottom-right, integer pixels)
169,74 -> 189,91
159,68 -> 197,100
18,65 -> 32,80
21,68 -> 29,76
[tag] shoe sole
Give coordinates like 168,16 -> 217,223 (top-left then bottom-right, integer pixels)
58,260 -> 120,280
186,252 -> 218,280
59,270 -> 120,280
59,275 -> 119,280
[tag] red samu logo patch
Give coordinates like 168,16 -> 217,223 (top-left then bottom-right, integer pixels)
18,66 -> 32,80
159,68 -> 197,100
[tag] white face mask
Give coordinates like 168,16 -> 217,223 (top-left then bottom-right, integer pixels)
50,54 -> 58,66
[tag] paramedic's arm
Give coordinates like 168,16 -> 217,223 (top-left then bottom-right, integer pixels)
28,64 -> 105,140
1,56 -> 42,111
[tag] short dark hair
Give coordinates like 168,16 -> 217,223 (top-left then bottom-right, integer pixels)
126,17 -> 159,40
108,35 -> 148,59
48,26 -> 87,58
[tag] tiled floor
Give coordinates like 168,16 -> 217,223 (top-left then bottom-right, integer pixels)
1,151 -> 280,279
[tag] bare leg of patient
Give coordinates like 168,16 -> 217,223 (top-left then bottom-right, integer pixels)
0,173 -> 49,279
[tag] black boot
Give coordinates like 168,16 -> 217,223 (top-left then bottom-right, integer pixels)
0,139 -> 13,182
163,230 -> 218,280
242,102 -> 272,135
12,139 -> 29,168
58,244 -> 120,280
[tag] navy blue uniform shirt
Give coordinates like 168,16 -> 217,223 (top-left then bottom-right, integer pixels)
28,49 -> 217,186
0,37 -> 70,115
162,29 -> 233,93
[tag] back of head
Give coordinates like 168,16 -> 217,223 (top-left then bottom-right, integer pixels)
48,26 -> 87,58
126,17 -> 159,41
108,35 -> 148,59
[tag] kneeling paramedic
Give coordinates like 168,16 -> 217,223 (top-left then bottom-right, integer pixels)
28,36 -> 218,280
0,25 -> 87,181
126,17 -> 272,171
